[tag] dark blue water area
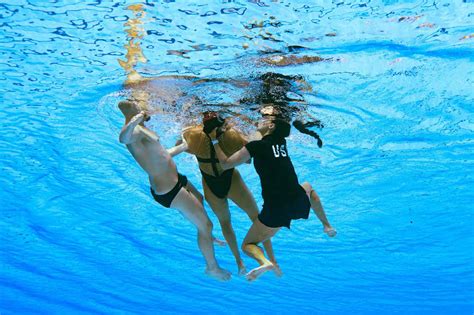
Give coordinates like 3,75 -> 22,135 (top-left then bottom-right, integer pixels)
1,0 -> 473,314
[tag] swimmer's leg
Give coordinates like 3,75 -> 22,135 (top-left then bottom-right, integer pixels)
185,180 -> 225,246
184,180 -> 204,206
228,169 -> 279,275
170,188 -> 231,281
203,179 -> 244,274
301,182 -> 337,237
241,219 -> 280,281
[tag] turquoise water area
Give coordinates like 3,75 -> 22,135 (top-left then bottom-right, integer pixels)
1,0 -> 473,314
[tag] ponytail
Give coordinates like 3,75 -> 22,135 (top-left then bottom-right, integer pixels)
292,120 -> 323,148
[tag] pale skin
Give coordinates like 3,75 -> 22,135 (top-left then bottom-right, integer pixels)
179,124 -> 277,275
213,117 -> 336,281
118,101 -> 231,281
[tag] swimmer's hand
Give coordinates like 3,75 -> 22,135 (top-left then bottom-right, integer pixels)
169,133 -> 189,156
216,121 -> 231,139
120,110 -> 150,144
175,133 -> 188,147
168,135 -> 189,157
181,133 -> 188,145
130,111 -> 150,125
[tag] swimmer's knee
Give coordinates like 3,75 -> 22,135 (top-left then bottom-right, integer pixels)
246,210 -> 258,222
242,239 -> 258,251
198,218 -> 213,234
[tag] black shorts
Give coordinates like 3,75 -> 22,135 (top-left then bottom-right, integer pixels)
150,173 -> 188,208
258,186 -> 311,229
201,169 -> 234,199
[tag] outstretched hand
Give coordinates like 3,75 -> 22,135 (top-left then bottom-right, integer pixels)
176,132 -> 188,146
130,110 -> 150,125
175,138 -> 183,146
216,121 -> 231,139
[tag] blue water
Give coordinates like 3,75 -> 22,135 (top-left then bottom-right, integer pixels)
1,1 -> 473,314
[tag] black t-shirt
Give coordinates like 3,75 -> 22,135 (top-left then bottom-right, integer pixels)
245,134 -> 301,203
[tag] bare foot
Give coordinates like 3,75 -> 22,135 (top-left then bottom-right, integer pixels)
206,266 -> 231,281
238,261 -> 247,276
246,263 -> 274,281
212,236 -> 227,247
324,226 -> 337,237
272,262 -> 283,277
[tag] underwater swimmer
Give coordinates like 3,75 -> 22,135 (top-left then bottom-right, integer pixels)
118,101 -> 231,281
213,113 -> 336,281
177,112 -> 278,275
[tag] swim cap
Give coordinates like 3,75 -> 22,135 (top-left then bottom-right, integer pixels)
203,111 -> 225,134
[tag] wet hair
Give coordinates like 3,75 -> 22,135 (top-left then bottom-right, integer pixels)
269,117 -> 291,138
256,72 -> 304,106
243,71 -> 325,147
202,111 -> 225,134
259,105 -> 321,146
292,120 -> 323,148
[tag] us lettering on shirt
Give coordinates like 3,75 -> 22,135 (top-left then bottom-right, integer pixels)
272,144 -> 287,158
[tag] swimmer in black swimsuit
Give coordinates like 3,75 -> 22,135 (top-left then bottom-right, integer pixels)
213,112 -> 336,281
178,112 -> 277,275
118,101 -> 231,281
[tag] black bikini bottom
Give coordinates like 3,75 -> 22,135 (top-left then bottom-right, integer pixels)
201,168 -> 234,199
150,173 -> 188,208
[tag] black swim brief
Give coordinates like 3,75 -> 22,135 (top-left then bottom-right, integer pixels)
200,168 -> 234,199
150,173 -> 188,208
258,185 -> 311,229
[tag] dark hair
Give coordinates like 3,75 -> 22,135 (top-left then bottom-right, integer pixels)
256,72 -> 303,106
292,120 -> 323,148
271,118 -> 291,138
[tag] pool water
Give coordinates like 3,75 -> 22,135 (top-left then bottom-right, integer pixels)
1,1 -> 473,314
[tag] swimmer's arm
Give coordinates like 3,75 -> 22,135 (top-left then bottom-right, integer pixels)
119,111 -> 147,144
167,137 -> 189,157
214,144 -> 250,170
228,128 -> 251,164
178,127 -> 201,155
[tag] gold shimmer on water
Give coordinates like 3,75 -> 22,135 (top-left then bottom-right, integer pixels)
459,33 -> 474,41
118,3 -> 155,111
118,4 -> 148,85
241,16 -> 281,51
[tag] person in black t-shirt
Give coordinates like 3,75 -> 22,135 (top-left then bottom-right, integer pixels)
213,114 -> 336,281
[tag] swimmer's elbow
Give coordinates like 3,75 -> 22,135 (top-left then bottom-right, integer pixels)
119,135 -> 127,144
119,134 -> 133,144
